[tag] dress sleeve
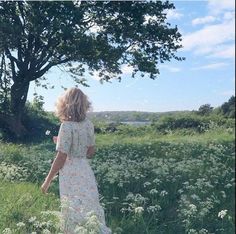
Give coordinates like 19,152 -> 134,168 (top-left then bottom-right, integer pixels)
87,121 -> 96,146
56,122 -> 72,155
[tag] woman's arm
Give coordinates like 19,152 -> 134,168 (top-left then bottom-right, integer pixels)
41,151 -> 67,194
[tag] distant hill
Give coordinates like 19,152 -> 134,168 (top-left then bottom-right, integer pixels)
86,96 -> 235,123
86,110 -> 192,123
46,96 -> 234,123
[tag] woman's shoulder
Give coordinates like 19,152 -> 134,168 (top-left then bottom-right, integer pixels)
60,121 -> 74,130
85,117 -> 94,126
62,116 -> 91,125
61,120 -> 74,125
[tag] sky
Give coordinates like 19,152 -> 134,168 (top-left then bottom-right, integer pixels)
28,0 -> 235,113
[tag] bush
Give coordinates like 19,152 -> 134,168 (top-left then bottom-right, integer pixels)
21,102 -> 60,142
94,122 -> 126,134
219,96 -> 235,118
152,114 -> 235,134
0,98 -> 60,142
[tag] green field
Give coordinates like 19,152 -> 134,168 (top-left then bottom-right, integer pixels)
0,126 -> 235,234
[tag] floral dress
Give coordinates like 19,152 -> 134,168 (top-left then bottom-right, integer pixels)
56,117 -> 112,234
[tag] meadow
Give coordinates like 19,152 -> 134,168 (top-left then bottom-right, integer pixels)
0,121 -> 235,234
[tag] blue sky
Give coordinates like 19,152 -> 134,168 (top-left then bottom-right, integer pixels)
28,0 -> 235,112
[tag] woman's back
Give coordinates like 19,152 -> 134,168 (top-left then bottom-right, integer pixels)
56,116 -> 95,159
42,88 -> 111,233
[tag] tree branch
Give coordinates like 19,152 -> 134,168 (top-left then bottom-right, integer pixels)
4,48 -> 17,82
11,3 -> 26,36
32,57 -> 71,81
33,62 -> 55,80
17,2 -> 26,30
17,39 -> 23,63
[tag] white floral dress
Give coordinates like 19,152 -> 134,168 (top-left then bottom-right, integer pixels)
56,117 -> 112,234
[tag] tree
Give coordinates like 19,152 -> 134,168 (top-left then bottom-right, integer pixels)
0,53 -> 11,115
220,96 -> 235,118
0,1 -> 184,138
197,104 -> 214,116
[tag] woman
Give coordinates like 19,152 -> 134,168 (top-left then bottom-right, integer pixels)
41,88 -> 112,234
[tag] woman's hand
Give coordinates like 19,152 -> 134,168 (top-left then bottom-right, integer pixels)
41,180 -> 51,194
53,136 -> 58,144
86,146 -> 96,159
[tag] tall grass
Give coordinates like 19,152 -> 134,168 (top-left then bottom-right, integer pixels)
0,125 -> 235,233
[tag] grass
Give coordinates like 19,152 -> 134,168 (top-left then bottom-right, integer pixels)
0,126 -> 235,233
0,181 -> 60,232
96,127 -> 234,146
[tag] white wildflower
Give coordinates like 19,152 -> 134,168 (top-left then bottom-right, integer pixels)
2,228 -> 12,234
149,188 -> 158,195
188,229 -> 198,234
220,191 -> 226,198
16,222 -> 26,228
114,227 -> 123,233
147,205 -> 161,213
218,209 -> 227,219
134,206 -> 144,215
125,192 -> 134,201
42,229 -> 51,234
73,0 -> 81,8
45,130 -> 51,135
178,189 -> 184,194
143,181 -> 151,187
189,204 -> 197,212
46,220 -> 54,227
160,190 -> 168,196
224,183 -> 232,189
29,216 -> 37,223
191,194 -> 200,200
33,220 -> 41,228
199,228 -> 209,234
74,226 -> 87,234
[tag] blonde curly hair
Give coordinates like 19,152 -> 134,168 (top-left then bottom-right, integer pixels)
55,87 -> 92,122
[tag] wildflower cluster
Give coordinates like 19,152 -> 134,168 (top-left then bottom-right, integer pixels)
0,138 -> 234,233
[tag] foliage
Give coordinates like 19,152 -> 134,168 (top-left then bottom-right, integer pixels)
87,110 -> 191,123
0,181 -> 60,233
87,96 -> 235,124
197,104 -> 214,116
0,97 -> 59,142
23,100 -> 60,140
151,113 -> 235,134
219,96 -> 235,118
89,111 -> 158,123
0,1 -> 184,84
0,1 -> 185,139
0,124 -> 235,233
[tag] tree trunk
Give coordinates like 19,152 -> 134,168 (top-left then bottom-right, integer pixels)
11,79 -> 29,116
7,80 -> 30,138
